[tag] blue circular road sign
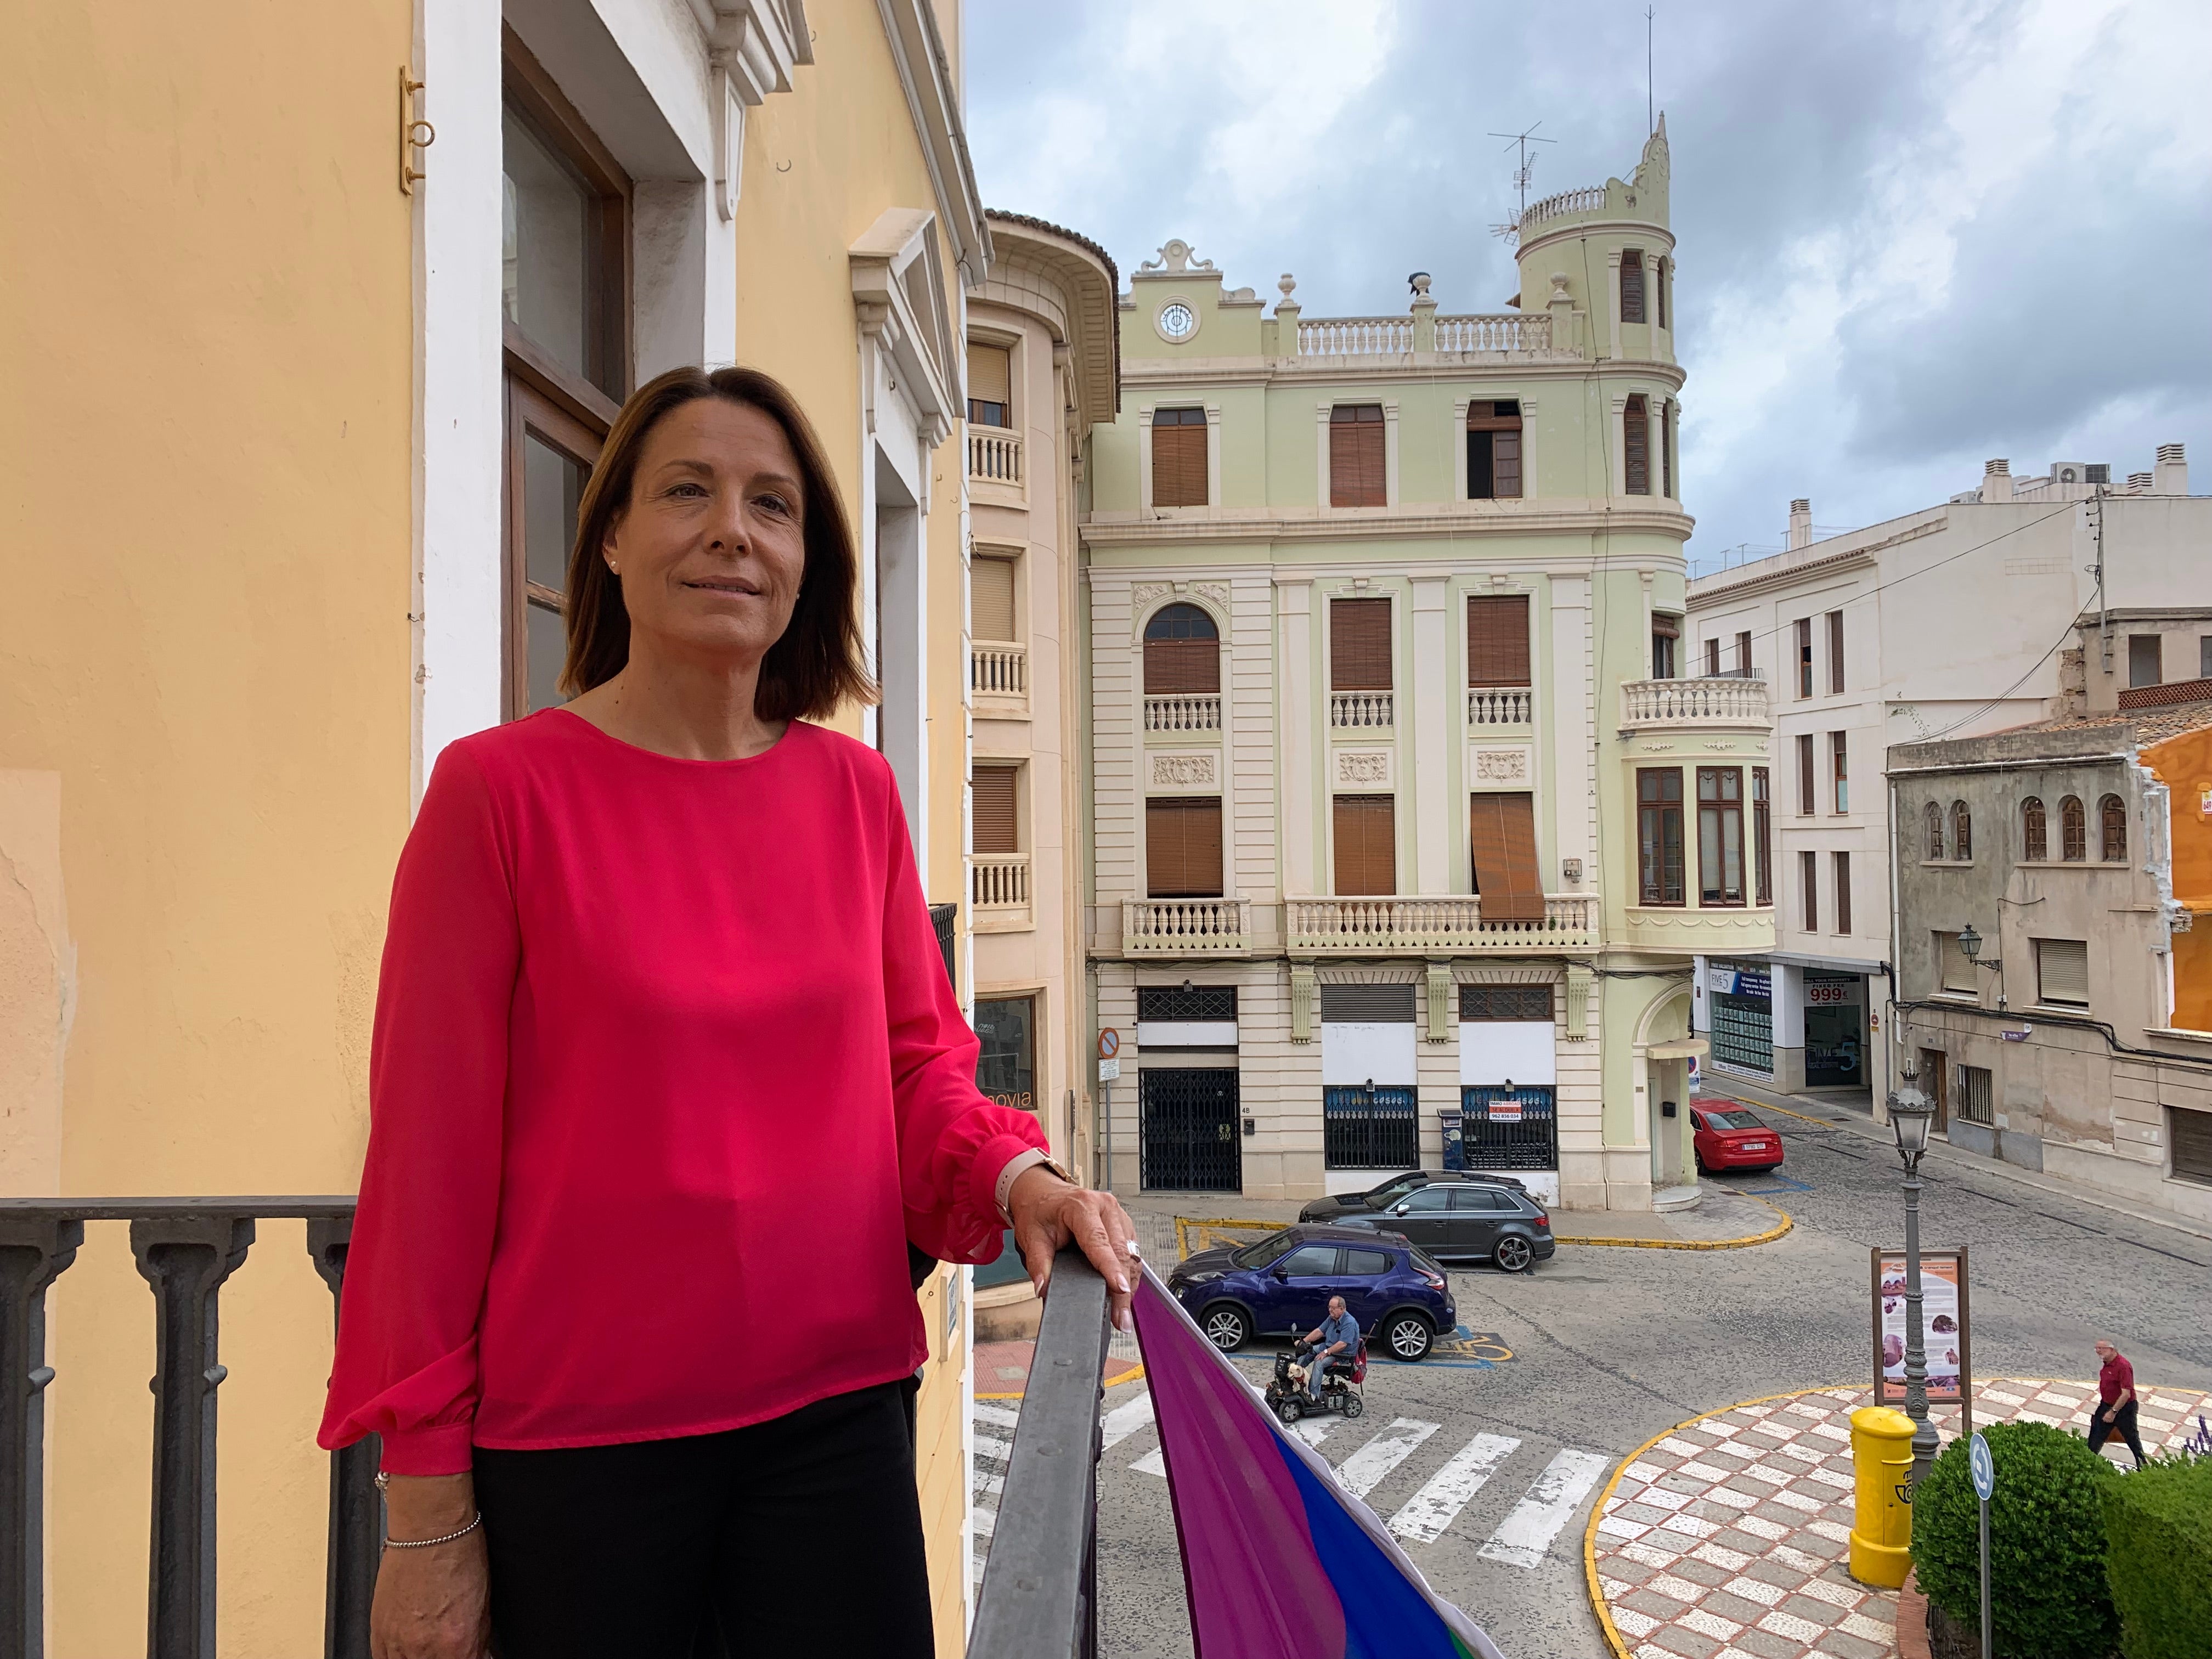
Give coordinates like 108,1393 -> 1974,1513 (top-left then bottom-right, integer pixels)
1969,1431 -> 1994,1502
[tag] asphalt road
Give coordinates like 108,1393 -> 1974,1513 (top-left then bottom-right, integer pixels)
1077,1100 -> 2212,1659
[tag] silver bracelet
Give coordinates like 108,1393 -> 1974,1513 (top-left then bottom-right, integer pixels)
382,1511 -> 483,1550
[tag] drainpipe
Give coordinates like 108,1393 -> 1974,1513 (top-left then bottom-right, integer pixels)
1882,770 -> 1904,1126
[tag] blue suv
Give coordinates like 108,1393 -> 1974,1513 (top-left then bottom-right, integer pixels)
1164,1223 -> 1457,1361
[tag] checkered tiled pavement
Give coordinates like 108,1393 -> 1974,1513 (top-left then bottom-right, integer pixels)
1589,1379 -> 2212,1659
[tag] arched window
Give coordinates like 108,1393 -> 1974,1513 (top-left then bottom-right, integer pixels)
1925,801 -> 1945,860
1142,602 -> 1220,696
1950,801 -> 1973,862
2100,794 -> 2127,862
2021,797 -> 2047,861
2060,795 -> 2086,861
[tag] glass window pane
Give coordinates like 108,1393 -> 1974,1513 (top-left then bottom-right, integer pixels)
974,996 -> 1036,1113
503,110 -> 595,385
522,432 -> 585,594
526,601 -> 567,714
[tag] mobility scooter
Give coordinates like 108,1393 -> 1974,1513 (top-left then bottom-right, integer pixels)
1265,1335 -> 1367,1426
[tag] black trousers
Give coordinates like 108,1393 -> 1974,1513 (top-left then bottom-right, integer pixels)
2087,1399 -> 2146,1466
473,1379 -> 934,1658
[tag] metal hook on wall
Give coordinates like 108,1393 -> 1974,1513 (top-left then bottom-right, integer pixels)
399,69 -> 436,195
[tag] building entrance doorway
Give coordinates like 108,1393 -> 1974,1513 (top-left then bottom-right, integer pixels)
1139,1068 -> 1241,1192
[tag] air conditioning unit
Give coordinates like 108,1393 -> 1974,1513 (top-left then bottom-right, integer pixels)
2045,461 -> 2107,487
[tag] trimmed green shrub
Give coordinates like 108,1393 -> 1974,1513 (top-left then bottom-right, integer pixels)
1910,1420 -> 2118,1659
2103,1453 -> 2212,1659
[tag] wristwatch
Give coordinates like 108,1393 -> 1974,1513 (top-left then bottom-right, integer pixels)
995,1148 -> 1078,1222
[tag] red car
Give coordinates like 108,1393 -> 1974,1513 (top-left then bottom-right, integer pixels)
1691,1098 -> 1785,1173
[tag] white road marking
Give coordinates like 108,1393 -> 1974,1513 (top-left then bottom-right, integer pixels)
1333,1418 -> 1441,1498
974,1468 -> 1005,1500
973,1401 -> 1021,1430
1131,1446 -> 1166,1477
972,1506 -> 996,1541
1388,1433 -> 1523,1544
1100,1391 -> 1156,1452
974,1433 -> 1014,1463
1477,1448 -> 1611,1569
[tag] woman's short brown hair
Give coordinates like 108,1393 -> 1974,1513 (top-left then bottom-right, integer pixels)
560,365 -> 877,720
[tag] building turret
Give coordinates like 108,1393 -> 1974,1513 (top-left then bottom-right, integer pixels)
1513,117 -> 1674,366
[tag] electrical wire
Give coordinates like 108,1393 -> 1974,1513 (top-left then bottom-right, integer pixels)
1903,610 -> 2084,742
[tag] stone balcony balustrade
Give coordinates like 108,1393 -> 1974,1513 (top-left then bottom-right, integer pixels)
1143,693 -> 1221,733
1618,674 -> 1772,733
968,426 -> 1023,487
972,642 -> 1029,701
971,853 -> 1031,911
1121,899 -> 1249,956
1286,894 -> 1598,954
1466,687 -> 1534,726
1330,691 -> 1394,729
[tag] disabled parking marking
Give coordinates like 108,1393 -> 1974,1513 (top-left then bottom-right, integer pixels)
1419,1327 -> 1516,1368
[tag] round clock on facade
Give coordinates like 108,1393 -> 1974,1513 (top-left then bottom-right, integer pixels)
1158,302 -> 1195,340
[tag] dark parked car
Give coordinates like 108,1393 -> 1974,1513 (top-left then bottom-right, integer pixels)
1335,1180 -> 1554,1273
1165,1223 -> 1457,1361
1297,1169 -> 1526,1224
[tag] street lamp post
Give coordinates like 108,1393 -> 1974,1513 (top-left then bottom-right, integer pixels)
1886,1068 -> 1941,1487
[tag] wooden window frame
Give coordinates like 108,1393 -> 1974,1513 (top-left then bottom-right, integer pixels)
1651,612 -> 1679,680
1465,594 -> 1531,688
1705,638 -> 1722,676
2060,795 -> 2086,861
1655,255 -> 1668,329
1623,394 -> 1650,495
1950,800 -> 1973,863
2099,793 -> 2128,862
502,381 -> 605,720
1468,792 -> 1545,923
967,341 -> 1013,430
1827,610 -> 1845,693
1465,400 -> 1522,500
1329,404 -> 1386,508
1925,802 -> 1945,861
1752,767 -> 1772,905
1833,850 -> 1852,935
1146,796 -> 1224,899
1800,850 -> 1818,933
1331,794 -> 1398,897
1698,766 -> 1747,907
1150,407 -> 1209,507
1794,617 -> 1813,698
1832,731 -> 1848,815
1330,596 -> 1394,692
1636,768 -> 1685,906
1796,733 -> 1815,817
1620,250 -> 1646,324
1659,399 -> 1673,499
1735,630 -> 1752,675
2022,796 -> 2047,861
1142,602 -> 1221,695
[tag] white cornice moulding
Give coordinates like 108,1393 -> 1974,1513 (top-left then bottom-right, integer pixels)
1119,357 -> 1686,391
875,0 -> 991,286
851,207 -> 957,448
1081,501 -> 1695,546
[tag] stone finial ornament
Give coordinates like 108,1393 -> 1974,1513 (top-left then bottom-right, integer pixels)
1408,272 -> 1432,297
1278,273 -> 1297,298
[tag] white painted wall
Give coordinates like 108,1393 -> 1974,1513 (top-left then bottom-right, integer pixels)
1320,1023 -> 1418,1085
1458,1022 -> 1558,1085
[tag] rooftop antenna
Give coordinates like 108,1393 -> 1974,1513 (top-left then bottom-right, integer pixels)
1646,6 -> 1655,135
1486,122 -> 1557,240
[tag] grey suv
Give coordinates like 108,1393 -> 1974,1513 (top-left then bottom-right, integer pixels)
1335,1180 -> 1554,1272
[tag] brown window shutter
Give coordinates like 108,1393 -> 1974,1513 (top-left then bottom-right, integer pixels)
968,345 -> 1010,405
1151,410 -> 1208,507
1621,251 -> 1646,323
1333,794 -> 1397,895
971,556 -> 1016,642
1146,797 -> 1223,898
1656,257 -> 1668,328
1330,597 -> 1393,690
1469,793 -> 1545,922
973,765 -> 1019,854
2171,1107 -> 2212,1183
1143,638 -> 1220,693
1330,405 -> 1386,506
1660,400 -> 1673,498
1623,395 -> 1650,494
1705,638 -> 1721,675
1466,595 -> 1531,687
1797,733 -> 1815,815
1492,428 -> 1522,498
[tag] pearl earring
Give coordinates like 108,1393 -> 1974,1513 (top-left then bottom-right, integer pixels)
608,561 -> 620,575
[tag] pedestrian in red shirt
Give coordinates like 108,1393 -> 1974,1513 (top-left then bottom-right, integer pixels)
2089,1339 -> 2146,1468
317,366 -> 1136,1659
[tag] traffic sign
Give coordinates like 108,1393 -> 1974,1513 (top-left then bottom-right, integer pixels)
1969,1432 -> 1994,1502
1098,1028 -> 1120,1060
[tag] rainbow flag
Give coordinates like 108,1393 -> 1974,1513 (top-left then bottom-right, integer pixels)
1130,1259 -> 1503,1659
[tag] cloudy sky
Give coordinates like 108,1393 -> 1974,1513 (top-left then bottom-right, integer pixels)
964,0 -> 2210,571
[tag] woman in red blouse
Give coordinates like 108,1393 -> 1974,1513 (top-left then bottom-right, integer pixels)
319,366 -> 1135,1659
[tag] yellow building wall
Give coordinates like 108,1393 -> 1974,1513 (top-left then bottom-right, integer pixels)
2145,727 -> 2212,1031
0,2 -> 416,1652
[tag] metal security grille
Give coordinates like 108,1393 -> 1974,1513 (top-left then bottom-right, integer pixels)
1459,984 -> 1554,1022
1139,1068 -> 1242,1192
928,903 -> 957,994
1460,1086 -> 1559,1170
1136,985 -> 1238,1023
1323,1086 -> 1418,1169
1319,983 -> 1417,1022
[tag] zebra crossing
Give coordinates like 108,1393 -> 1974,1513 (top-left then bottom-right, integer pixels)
970,1387 -> 1609,1588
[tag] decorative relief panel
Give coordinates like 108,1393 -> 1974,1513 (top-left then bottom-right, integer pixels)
1148,749 -> 1221,792
1132,582 -> 1171,608
1468,745 -> 1534,787
1192,581 -> 1231,608
1331,748 -> 1394,789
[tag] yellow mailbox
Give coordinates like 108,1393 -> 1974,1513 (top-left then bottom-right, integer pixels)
1848,1406 -> 1917,1587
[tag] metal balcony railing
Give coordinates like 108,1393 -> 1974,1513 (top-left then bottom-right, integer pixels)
0,1197 -> 374,1659
930,902 -> 958,992
967,1246 -> 1108,1659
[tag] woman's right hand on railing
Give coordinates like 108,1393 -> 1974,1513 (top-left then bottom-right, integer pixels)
371,1473 -> 493,1659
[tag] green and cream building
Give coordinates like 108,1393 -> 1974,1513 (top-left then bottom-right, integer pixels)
1081,121 -> 1776,1211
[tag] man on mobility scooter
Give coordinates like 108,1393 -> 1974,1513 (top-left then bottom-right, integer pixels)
1266,1294 -> 1367,1425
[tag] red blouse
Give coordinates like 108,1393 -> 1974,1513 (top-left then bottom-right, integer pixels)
318,712 -> 1043,1474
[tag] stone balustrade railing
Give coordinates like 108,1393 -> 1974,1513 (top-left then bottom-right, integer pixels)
1517,185 -> 1607,233
1433,314 -> 1549,353
1330,691 -> 1394,729
1122,898 -> 1247,955
1299,317 -> 1412,356
971,854 -> 1031,911
1287,894 -> 1598,953
972,642 -> 1028,698
1618,675 -> 1772,730
1466,687 -> 1534,726
1144,693 -> 1221,732
969,427 -> 1022,486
